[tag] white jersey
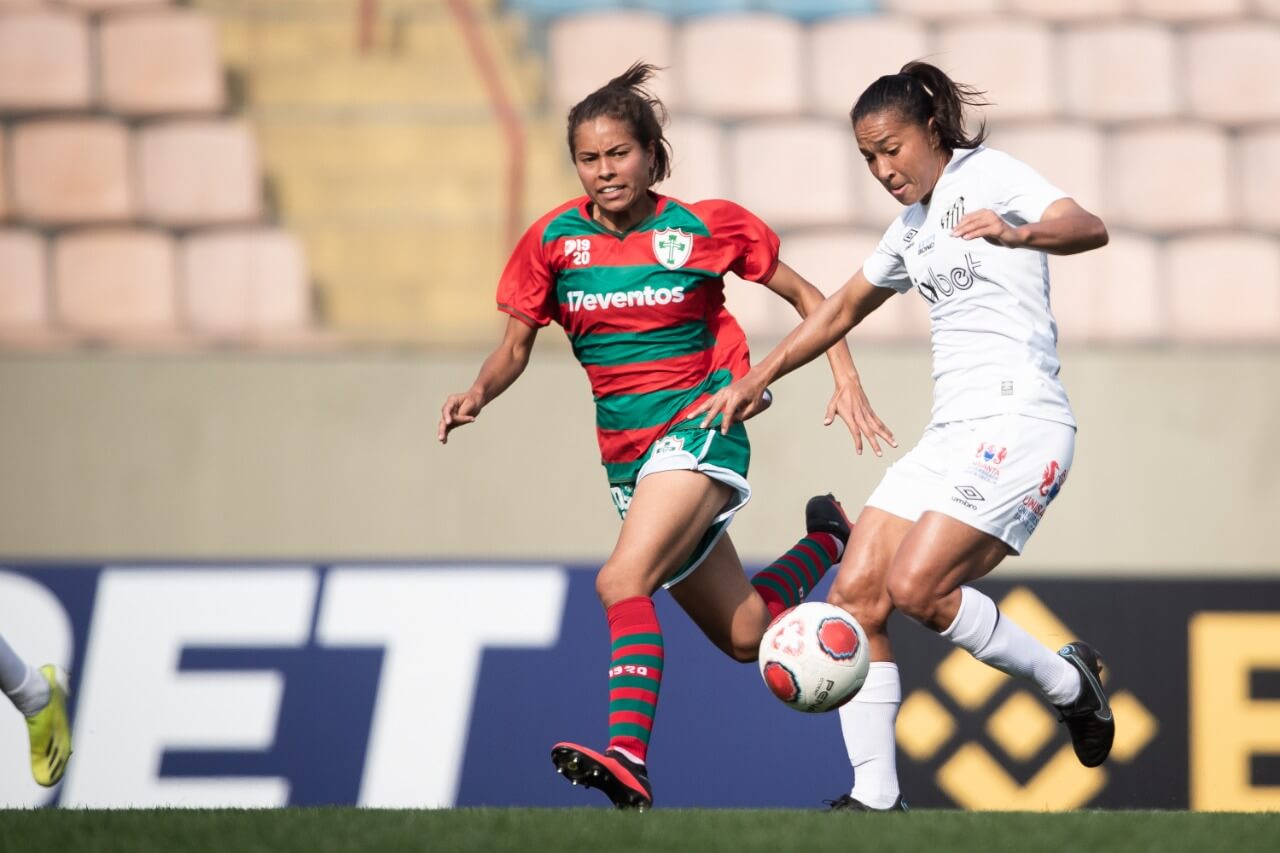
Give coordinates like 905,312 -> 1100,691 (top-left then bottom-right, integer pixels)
862,145 -> 1076,428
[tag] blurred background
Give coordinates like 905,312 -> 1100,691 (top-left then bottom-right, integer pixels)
0,0 -> 1277,813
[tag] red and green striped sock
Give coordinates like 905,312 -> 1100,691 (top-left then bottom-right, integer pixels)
606,596 -> 663,766
752,533 -> 844,619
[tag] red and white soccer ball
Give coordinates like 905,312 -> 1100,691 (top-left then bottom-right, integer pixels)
758,601 -> 870,713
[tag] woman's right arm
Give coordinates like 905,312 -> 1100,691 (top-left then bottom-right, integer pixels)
437,316 -> 539,444
696,269 -> 895,433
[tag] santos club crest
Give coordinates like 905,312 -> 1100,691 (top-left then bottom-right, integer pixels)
652,228 -> 693,271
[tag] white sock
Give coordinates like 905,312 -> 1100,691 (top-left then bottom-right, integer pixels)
0,634 -> 50,716
838,661 -> 901,809
941,586 -> 1081,707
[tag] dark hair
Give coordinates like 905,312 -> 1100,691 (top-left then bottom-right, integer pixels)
851,60 -> 989,151
567,61 -> 672,185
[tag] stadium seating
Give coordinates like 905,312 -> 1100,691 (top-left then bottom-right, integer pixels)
11,119 -> 134,225
660,116 -> 728,204
879,0 -> 1000,20
1240,127 -> 1280,230
0,229 -> 46,331
547,12 -> 677,112
810,15 -> 929,118
678,14 -> 805,118
98,9 -> 225,115
1166,235 -> 1280,341
0,8 -> 92,113
181,230 -> 310,340
137,120 -> 262,227
53,229 -> 178,338
1129,0 -> 1248,21
935,21 -> 1057,121
1061,24 -> 1178,122
0,129 -> 7,221
1005,0 -> 1127,21
1107,124 -> 1233,234
62,0 -> 174,10
1048,233 -> 1163,344
729,120 -> 856,228
1184,24 -> 1280,124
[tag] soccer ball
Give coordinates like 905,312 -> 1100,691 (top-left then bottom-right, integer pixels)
758,601 -> 870,713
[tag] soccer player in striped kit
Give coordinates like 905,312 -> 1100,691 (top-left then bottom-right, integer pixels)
438,63 -> 893,809
696,61 -> 1116,811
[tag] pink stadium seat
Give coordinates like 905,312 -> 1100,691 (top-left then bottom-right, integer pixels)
1107,124 -> 1232,234
678,14 -> 804,119
1240,127 -> 1280,230
53,229 -> 178,336
0,229 -> 47,330
880,0 -> 1000,18
1185,26 -> 1280,124
0,9 -> 91,113
729,120 -> 855,229
934,21 -> 1057,121
659,116 -> 727,204
137,120 -> 262,227
1048,232 -> 1162,344
548,12 -> 676,112
60,1 -> 173,10
1061,24 -> 1178,122
1261,0 -> 1280,19
11,119 -> 133,225
98,9 -> 224,116
181,230 -> 309,339
1004,0 -> 1127,20
1167,235 -> 1280,341
989,123 -> 1105,215
810,16 -> 929,118
0,129 -> 7,221
1129,0 -> 1247,21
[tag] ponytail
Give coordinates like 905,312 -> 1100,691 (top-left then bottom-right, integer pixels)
567,61 -> 673,185
851,60 -> 989,151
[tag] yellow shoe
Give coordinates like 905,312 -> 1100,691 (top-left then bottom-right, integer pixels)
25,665 -> 71,787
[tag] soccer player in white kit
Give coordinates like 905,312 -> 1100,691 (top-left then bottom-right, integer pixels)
695,61 -> 1115,811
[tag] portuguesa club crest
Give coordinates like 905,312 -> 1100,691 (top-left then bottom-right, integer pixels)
652,228 -> 693,271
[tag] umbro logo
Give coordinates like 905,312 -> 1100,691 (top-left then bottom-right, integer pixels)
903,228 -> 919,246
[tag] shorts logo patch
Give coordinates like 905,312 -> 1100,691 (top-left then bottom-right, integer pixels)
653,228 -> 693,271
954,485 -> 985,502
1040,461 -> 1068,499
651,436 -> 686,456
970,443 -> 1009,483
976,443 -> 1008,465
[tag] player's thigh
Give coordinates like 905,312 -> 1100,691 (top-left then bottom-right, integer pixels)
886,511 -> 1010,618
598,469 -> 733,603
826,506 -> 913,641
669,534 -> 771,664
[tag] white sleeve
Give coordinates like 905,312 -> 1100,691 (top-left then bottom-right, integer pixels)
992,152 -> 1068,225
861,219 -> 912,294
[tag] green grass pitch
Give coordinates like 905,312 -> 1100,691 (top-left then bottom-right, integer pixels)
4,809 -> 1279,853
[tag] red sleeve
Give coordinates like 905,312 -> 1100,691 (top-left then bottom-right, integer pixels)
495,213 -> 561,328
695,199 -> 781,284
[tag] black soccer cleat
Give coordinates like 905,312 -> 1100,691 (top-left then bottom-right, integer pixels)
1055,641 -> 1115,768
824,793 -> 909,812
551,742 -> 653,810
806,493 -> 853,546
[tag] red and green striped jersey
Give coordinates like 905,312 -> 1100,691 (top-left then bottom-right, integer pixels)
497,193 -> 780,483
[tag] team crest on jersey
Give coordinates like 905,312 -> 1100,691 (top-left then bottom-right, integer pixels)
653,228 -> 693,271
651,435 -> 686,456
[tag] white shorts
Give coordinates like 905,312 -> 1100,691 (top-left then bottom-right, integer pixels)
865,413 -> 1075,554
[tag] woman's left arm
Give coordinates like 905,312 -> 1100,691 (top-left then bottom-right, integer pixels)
951,198 -> 1109,256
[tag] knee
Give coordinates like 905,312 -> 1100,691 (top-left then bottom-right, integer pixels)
595,559 -> 645,607
826,562 -> 893,638
885,564 -> 941,626
726,637 -> 759,665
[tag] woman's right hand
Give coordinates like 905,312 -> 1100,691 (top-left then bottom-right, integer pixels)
693,369 -> 771,435
437,390 -> 485,444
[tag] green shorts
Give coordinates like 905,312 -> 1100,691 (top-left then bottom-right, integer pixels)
607,422 -> 752,589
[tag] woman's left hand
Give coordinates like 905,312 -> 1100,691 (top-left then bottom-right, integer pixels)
952,209 -> 1025,248
825,375 -> 897,457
